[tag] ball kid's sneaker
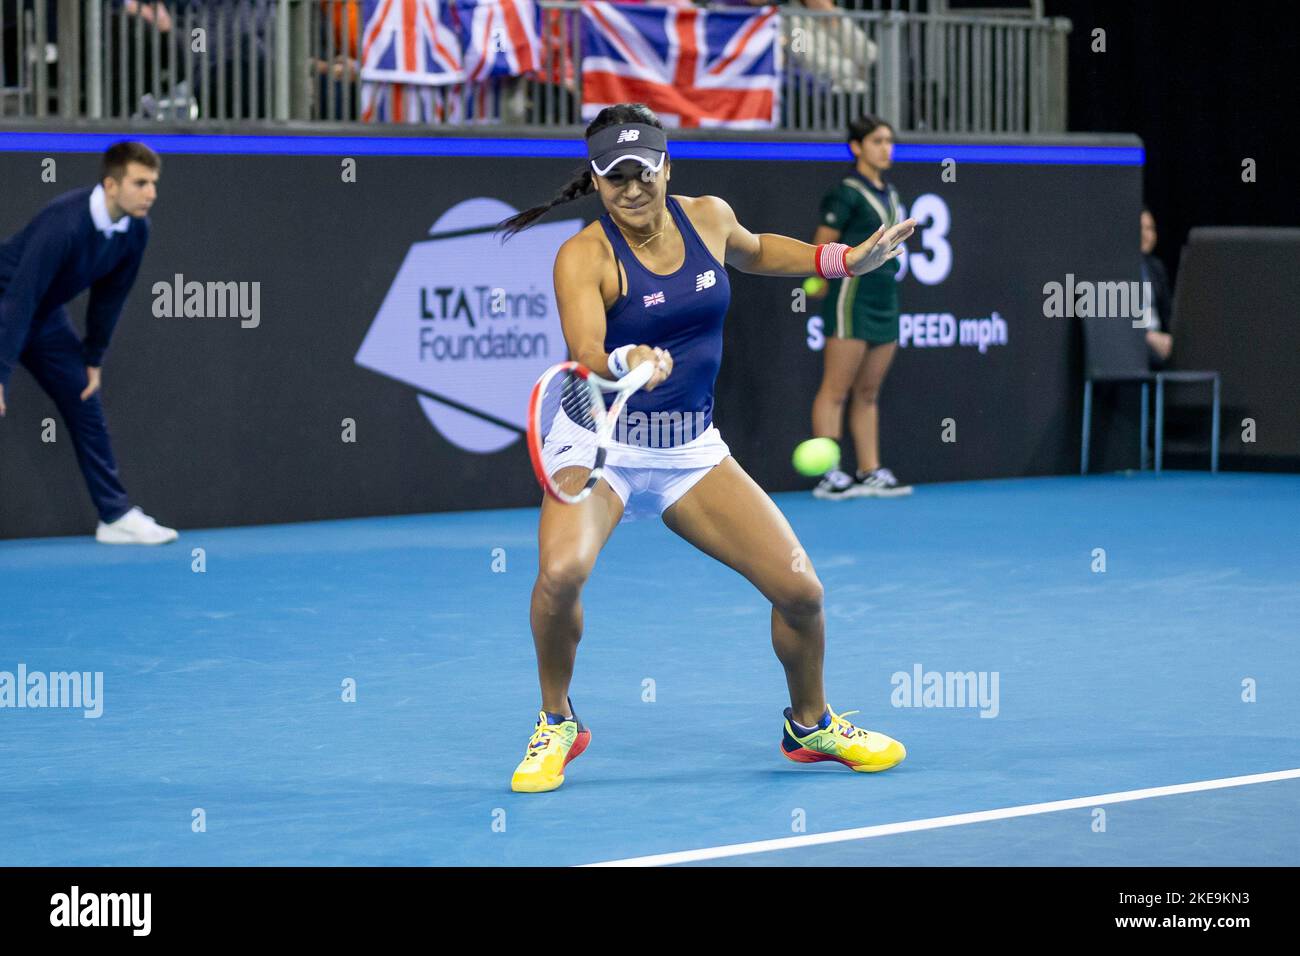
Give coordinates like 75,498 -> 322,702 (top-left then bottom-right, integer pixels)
812,469 -> 857,500
510,698 -> 591,793
850,467 -> 913,498
781,705 -> 906,772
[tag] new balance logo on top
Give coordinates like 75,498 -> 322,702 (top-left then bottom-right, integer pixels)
616,129 -> 640,143
695,270 -> 716,291
643,290 -> 666,307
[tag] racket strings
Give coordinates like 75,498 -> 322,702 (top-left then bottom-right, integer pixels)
538,368 -> 603,457
556,370 -> 601,435
529,362 -> 642,503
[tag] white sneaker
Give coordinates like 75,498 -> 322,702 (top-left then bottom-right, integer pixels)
851,467 -> 914,498
812,468 -> 857,500
95,506 -> 179,545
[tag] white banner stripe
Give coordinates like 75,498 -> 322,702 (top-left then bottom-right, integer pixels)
580,57 -> 665,84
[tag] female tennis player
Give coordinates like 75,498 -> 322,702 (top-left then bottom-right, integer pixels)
498,103 -> 916,793
809,114 -> 912,499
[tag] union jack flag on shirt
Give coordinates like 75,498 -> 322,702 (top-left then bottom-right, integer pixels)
580,1 -> 782,129
448,0 -> 543,83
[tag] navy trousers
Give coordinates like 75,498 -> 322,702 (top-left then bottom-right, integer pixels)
18,309 -> 132,523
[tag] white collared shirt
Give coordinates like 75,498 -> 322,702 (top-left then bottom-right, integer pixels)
89,184 -> 131,238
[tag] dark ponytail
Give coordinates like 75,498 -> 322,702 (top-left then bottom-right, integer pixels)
496,102 -> 667,243
496,166 -> 595,242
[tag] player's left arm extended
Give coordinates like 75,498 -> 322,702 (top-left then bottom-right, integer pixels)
83,239 -> 147,369
712,196 -> 913,278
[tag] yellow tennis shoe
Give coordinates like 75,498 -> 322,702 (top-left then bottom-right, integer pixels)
510,701 -> 591,793
781,705 -> 906,772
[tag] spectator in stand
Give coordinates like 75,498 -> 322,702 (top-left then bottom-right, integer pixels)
113,0 -> 274,119
779,0 -> 877,95
1140,207 -> 1175,369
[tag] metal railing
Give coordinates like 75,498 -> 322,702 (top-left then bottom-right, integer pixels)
0,0 -> 1069,132
777,6 -> 1070,132
3,0 -> 291,120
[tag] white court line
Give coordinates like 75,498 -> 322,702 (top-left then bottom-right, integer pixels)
581,768 -> 1300,867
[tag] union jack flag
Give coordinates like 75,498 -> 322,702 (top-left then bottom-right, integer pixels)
540,7 -> 576,87
361,82 -> 470,123
580,1 -> 782,129
448,0 -> 543,83
643,290 -> 666,307
360,0 -> 464,122
361,0 -> 463,86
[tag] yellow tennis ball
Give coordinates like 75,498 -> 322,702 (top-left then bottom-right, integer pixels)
792,437 -> 840,476
802,276 -> 827,296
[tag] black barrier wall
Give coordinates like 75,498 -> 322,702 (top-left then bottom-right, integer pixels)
0,129 -> 1143,539
1167,228 -> 1300,464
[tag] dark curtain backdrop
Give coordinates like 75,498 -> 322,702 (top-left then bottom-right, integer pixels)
1046,0 -> 1300,279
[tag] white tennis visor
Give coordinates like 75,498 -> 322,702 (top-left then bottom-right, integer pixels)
587,123 -> 668,177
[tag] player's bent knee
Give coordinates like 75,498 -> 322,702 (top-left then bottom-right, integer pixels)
535,556 -> 595,603
773,577 -> 825,619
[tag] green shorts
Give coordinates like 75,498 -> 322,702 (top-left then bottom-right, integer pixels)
821,275 -> 900,344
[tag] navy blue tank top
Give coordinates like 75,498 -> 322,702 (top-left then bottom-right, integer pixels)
599,195 -> 730,446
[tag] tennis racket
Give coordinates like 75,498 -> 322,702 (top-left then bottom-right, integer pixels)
526,359 -> 657,504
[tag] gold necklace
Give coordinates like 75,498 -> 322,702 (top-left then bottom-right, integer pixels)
622,212 -> 672,250
631,229 -> 665,250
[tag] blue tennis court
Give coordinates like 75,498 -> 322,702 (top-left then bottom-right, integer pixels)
1,472 -> 1296,866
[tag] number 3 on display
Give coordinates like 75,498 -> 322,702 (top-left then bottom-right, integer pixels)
894,194 -> 951,286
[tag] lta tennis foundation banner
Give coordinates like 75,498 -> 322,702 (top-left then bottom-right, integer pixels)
0,130 -> 1142,538
354,197 -> 579,454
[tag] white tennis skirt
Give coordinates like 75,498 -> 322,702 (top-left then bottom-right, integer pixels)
541,411 -> 732,521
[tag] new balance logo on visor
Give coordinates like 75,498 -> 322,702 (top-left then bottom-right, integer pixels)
643,290 -> 666,307
695,270 -> 716,291
616,129 -> 640,143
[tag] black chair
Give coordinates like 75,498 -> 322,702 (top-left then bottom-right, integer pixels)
1153,369 -> 1221,472
1080,314 -> 1220,474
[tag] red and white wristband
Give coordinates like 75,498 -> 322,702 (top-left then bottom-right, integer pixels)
814,242 -> 852,280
